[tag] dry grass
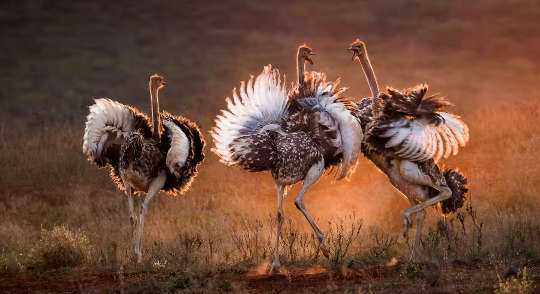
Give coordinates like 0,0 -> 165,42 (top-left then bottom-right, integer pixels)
1,0 -> 540,292
30,225 -> 93,270
495,267 -> 535,294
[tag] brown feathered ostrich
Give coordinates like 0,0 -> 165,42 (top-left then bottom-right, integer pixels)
348,40 -> 469,261
83,74 -> 205,263
211,61 -> 362,274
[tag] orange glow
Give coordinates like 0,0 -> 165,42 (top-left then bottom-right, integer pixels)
305,266 -> 327,275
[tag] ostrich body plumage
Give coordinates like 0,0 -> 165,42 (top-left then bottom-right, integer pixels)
120,131 -> 164,192
272,131 -> 323,185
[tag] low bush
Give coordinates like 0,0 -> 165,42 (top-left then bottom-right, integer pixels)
30,225 -> 92,270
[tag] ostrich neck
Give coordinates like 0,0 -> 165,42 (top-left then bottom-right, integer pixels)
359,50 -> 379,100
149,84 -> 161,139
297,54 -> 305,88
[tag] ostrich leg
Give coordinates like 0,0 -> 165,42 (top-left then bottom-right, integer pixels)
401,186 -> 450,261
293,160 -> 329,258
410,209 -> 425,262
402,187 -> 451,222
121,179 -> 137,227
127,192 -> 136,228
401,198 -> 425,262
122,179 -> 138,256
395,160 -> 452,261
269,184 -> 285,275
398,161 -> 451,261
135,171 -> 167,263
126,188 -> 137,253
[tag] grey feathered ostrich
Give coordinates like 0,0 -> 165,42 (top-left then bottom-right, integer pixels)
83,74 -> 205,263
348,40 -> 469,261
211,63 -> 362,274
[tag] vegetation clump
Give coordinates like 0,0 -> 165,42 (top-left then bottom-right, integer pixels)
495,267 -> 534,294
31,225 -> 92,270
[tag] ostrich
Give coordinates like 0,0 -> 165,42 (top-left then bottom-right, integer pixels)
82,74 -> 205,263
347,39 -> 469,261
211,65 -> 362,274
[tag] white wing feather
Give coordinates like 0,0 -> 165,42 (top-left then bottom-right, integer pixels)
326,103 -> 363,180
310,74 -> 363,180
383,111 -> 469,162
163,119 -> 190,177
82,98 -> 147,160
211,65 -> 288,165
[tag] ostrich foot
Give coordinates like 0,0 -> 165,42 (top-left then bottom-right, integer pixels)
408,252 -> 417,263
319,240 -> 330,259
269,262 -> 281,275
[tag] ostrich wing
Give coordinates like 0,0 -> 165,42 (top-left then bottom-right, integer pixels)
160,113 -> 205,193
211,65 -> 287,170
378,112 -> 469,162
326,98 -> 363,180
82,98 -> 152,167
163,118 -> 189,176
371,84 -> 469,162
162,115 -> 190,177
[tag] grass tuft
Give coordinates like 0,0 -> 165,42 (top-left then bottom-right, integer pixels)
30,225 -> 92,270
495,267 -> 535,294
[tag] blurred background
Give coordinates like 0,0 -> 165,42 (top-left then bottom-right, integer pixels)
1,0 -> 539,274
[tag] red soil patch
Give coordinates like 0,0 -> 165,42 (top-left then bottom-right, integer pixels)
244,265 -> 400,292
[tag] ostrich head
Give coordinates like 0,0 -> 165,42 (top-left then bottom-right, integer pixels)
298,45 -> 315,65
348,39 -> 366,61
149,74 -> 166,90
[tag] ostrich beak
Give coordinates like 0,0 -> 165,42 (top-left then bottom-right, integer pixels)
306,52 -> 315,65
348,47 -> 360,61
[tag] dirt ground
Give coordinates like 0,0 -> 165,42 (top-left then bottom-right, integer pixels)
1,264 -> 539,293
